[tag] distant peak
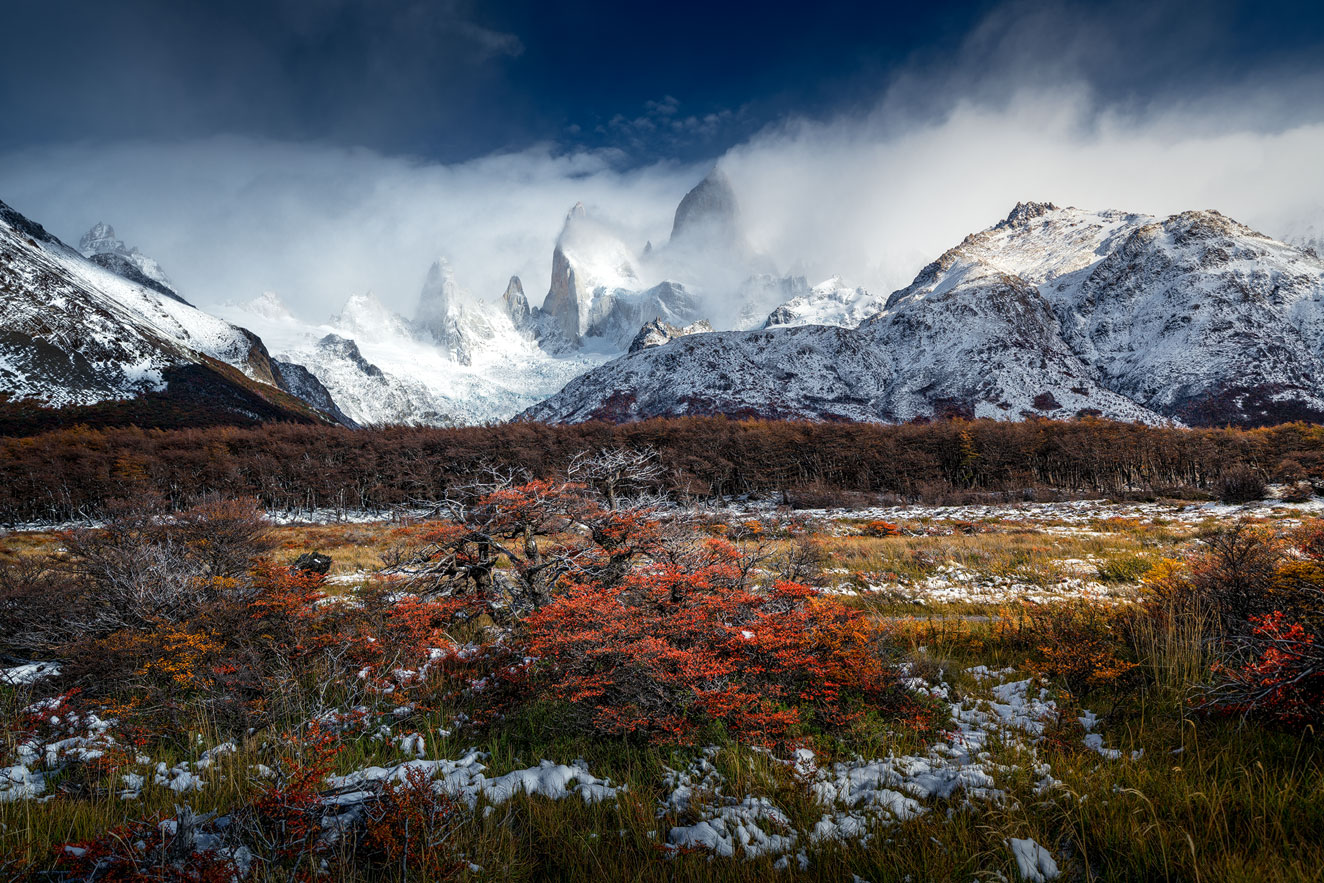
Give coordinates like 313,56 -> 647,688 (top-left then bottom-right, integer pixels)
79,221 -> 129,256
670,167 -> 740,243
343,290 -> 383,308
425,256 -> 457,284
996,202 -> 1060,229
243,290 -> 294,321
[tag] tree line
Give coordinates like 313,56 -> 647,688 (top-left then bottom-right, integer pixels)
1,417 -> 1322,523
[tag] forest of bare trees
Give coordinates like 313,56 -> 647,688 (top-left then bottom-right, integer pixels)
1,416 -> 1321,523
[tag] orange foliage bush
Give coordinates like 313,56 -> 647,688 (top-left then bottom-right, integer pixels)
1138,518 -> 1324,726
357,767 -> 464,880
1025,603 -> 1137,698
523,541 -> 933,746
1204,612 -> 1324,726
861,520 -> 902,538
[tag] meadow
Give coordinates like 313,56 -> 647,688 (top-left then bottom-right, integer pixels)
2,460 -> 1322,882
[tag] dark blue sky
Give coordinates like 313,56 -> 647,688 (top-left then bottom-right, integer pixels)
5,0 -> 1324,165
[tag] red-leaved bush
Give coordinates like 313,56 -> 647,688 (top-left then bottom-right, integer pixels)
1204,611 -> 1324,726
523,540 -> 935,746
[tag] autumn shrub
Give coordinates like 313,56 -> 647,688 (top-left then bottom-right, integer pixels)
15,497 -> 276,660
1201,611 -> 1324,727
51,812 -> 241,883
522,541 -> 936,747
1217,465 -> 1267,503
248,726 -> 342,868
1025,602 -> 1137,698
353,767 -> 464,880
861,520 -> 902,538
1129,519 -> 1324,726
1188,523 -> 1285,630
1281,481 -> 1314,503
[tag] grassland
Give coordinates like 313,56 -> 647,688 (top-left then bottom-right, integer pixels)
3,496 -> 1323,881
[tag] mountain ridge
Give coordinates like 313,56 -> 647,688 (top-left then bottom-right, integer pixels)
523,201 -> 1324,428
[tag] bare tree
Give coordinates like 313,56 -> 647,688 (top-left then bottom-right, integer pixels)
383,464 -> 677,619
568,447 -> 666,510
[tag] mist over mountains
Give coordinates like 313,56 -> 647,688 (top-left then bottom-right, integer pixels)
2,0 -> 1323,433
6,168 -> 1324,432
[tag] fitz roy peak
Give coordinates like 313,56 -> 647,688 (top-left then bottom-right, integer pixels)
523,201 -> 1324,427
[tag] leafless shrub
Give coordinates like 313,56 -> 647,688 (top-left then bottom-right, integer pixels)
568,446 -> 666,509
1217,466 -> 1267,504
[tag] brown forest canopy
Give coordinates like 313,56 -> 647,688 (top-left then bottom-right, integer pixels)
2,417 -> 1323,523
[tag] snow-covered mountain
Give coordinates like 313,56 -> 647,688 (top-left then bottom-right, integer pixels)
78,222 -> 185,304
0,199 -> 339,425
219,281 -> 609,428
762,277 -> 887,329
18,171 -> 1322,433
212,167 -> 820,428
523,202 -> 1324,427
628,318 -> 715,353
1,171 -> 855,430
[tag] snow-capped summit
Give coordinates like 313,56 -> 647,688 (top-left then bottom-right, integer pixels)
78,222 -> 127,255
669,167 -> 743,249
628,317 -> 714,353
502,276 -> 533,331
763,276 -> 887,329
241,291 -> 296,323
77,222 -> 183,303
541,202 -> 645,345
413,258 -> 502,365
334,291 -> 414,343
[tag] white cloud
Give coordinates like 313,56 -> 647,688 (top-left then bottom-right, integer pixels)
723,86 -> 1324,294
0,139 -> 699,318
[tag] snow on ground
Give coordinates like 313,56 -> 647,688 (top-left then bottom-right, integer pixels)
659,668 -> 1124,870
321,751 -> 624,841
2,666 -> 1133,879
1009,836 -> 1062,882
720,494 -> 1324,529
0,662 -> 61,686
8,494 -> 1318,537
834,562 -> 1128,605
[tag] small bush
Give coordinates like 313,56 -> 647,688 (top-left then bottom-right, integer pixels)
355,767 -> 464,879
861,520 -> 902,538
1217,466 -> 1267,504
1025,602 -> 1137,698
1202,611 -> 1324,728
1281,481 -> 1313,503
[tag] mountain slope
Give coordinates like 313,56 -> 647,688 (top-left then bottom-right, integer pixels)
900,203 -> 1324,424
0,199 -> 339,429
524,203 -> 1324,427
